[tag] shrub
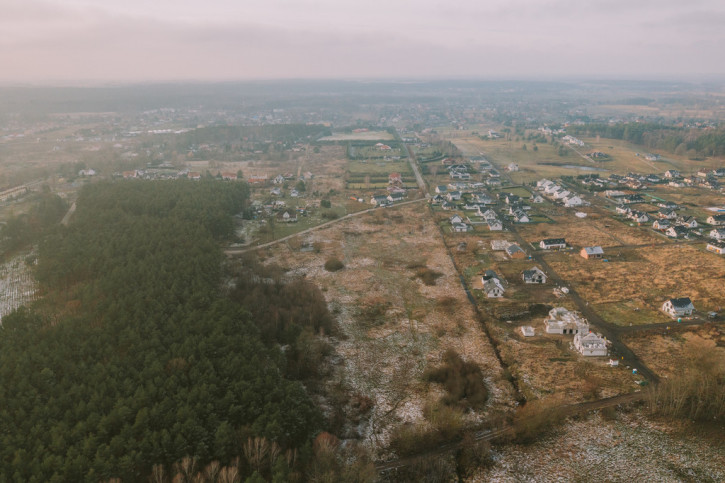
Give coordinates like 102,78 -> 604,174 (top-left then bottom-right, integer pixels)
424,349 -> 488,409
324,258 -> 344,272
415,267 -> 443,286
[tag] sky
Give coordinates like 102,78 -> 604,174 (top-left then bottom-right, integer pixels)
2,0 -> 725,84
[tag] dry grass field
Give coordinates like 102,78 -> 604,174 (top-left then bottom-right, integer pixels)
547,244 -> 725,315
623,324 -> 725,378
255,203 -> 517,455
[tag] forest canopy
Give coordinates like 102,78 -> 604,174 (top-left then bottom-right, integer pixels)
0,180 -> 325,481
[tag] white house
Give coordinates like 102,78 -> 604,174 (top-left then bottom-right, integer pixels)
540,238 -> 567,250
676,216 -> 698,229
520,326 -> 535,337
544,307 -> 588,334
449,214 -> 464,224
574,332 -> 608,356
452,222 -> 471,233
482,278 -> 505,298
652,219 -> 670,230
564,195 -> 583,207
522,266 -> 547,284
664,169 -> 680,179
710,229 -> 725,240
531,194 -> 544,203
661,297 -> 694,318
706,241 -> 725,255
487,219 -> 503,231
513,210 -> 530,223
707,215 -> 725,226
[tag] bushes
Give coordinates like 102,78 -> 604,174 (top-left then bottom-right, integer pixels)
389,403 -> 466,457
415,267 -> 443,286
324,257 -> 344,272
424,349 -> 488,409
512,398 -> 566,444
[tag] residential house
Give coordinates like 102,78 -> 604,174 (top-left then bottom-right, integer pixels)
544,307 -> 588,334
487,219 -> 503,231
389,172 -> 402,184
580,246 -> 604,259
482,278 -> 505,298
441,201 -> 456,210
480,208 -> 498,220
431,194 -> 445,205
272,174 -> 286,184
661,297 -> 694,318
574,332 -> 608,356
435,185 -> 448,194
707,215 -> 725,226
485,178 -> 502,187
290,189 -> 299,198
513,210 -> 530,223
387,192 -> 406,203
522,266 -> 547,284
710,229 -> 725,240
507,162 -> 519,172
221,172 -> 237,180
540,238 -> 567,250
666,226 -> 688,238
652,219 -> 670,230
622,194 -> 645,204
656,200 -> 678,209
616,205 -> 632,216
449,214 -> 464,224
520,326 -> 535,337
564,195 -> 584,207
505,244 -> 527,259
676,216 -> 698,229
630,211 -> 649,224
531,194 -> 544,203
664,169 -> 680,179
706,241 -> 725,255
370,195 -> 389,206
452,222 -> 471,233
658,208 -> 677,220
446,191 -> 462,201
276,211 -> 298,223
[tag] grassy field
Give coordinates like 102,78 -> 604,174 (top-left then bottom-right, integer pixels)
349,145 -> 406,160
346,160 -> 412,177
547,244 -> 725,314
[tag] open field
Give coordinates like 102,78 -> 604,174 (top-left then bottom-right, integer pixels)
473,411 -> 725,482
256,203 -> 517,456
516,213 -> 659,249
547,244 -> 725,314
623,324 -> 725,378
319,131 -> 395,142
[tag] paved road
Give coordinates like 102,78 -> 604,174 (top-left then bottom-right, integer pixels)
399,134 -> 427,191
224,198 -> 427,256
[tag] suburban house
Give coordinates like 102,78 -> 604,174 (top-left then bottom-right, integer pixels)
658,208 -> 677,220
480,208 -> 498,220
449,214 -> 464,224
531,194 -> 544,203
387,192 -> 406,203
564,195 -> 584,207
371,195 -> 389,206
452,222 -> 471,233
540,238 -> 567,250
487,219 -> 503,231
574,332 -> 608,356
580,246 -> 604,259
616,205 -> 632,216
706,241 -> 725,255
710,229 -> 725,240
482,278 -> 505,298
389,172 -> 402,184
435,185 -> 448,194
520,326 -> 535,337
522,266 -> 547,284
676,216 -> 698,229
447,191 -> 463,201
513,210 -> 530,223
630,211 -> 649,224
505,244 -> 527,259
707,214 -> 725,226
430,194 -> 445,205
652,219 -> 670,230
661,297 -> 695,318
664,169 -> 680,179
666,226 -> 689,238
544,307 -> 588,334
276,211 -> 298,223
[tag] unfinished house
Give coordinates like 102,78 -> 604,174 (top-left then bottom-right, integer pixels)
544,307 -> 589,335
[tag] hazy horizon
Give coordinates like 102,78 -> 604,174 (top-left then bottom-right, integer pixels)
3,0 -> 725,84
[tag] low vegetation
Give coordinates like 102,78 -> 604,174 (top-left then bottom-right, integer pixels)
324,257 -> 345,272
424,349 -> 488,409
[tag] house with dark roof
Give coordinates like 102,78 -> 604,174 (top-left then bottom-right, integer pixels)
580,246 -> 604,259
522,266 -> 547,284
540,238 -> 566,250
661,297 -> 694,318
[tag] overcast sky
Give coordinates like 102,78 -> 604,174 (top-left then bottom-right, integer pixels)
2,0 -> 724,84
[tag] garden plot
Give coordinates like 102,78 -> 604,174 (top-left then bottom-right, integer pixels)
257,203 -> 517,455
547,244 -> 725,314
0,252 -> 37,322
473,411 -> 725,482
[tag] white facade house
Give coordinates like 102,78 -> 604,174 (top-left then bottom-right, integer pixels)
564,195 -> 583,207
487,219 -> 503,231
540,238 -> 567,250
706,241 -> 725,254
661,297 -> 694,318
520,326 -> 535,337
522,266 -> 547,284
710,229 -> 725,240
544,307 -> 589,334
574,332 -> 608,356
482,278 -> 505,298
